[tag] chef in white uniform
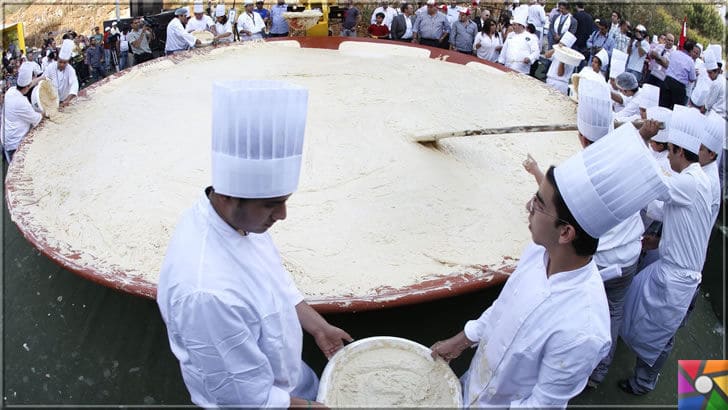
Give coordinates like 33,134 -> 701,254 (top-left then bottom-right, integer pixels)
702,48 -> 725,118
699,112 -> 724,224
165,8 -> 200,55
2,62 -> 44,160
42,39 -> 78,107
620,105 -> 712,396
497,5 -> 539,74
157,80 -> 353,407
431,119 -> 668,408
578,48 -> 609,84
523,78 -> 650,389
186,1 -> 215,33
640,106 -> 674,269
237,0 -> 266,41
544,31 -> 577,95
610,72 -> 641,120
212,5 -> 234,44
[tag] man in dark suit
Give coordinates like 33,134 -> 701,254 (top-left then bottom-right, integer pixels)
391,3 -> 416,41
473,7 -> 491,32
572,2 -> 593,70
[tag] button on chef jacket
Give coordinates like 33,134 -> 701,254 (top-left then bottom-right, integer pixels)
157,192 -> 316,407
42,61 -> 78,102
461,243 -> 611,408
497,30 -> 540,74
166,17 -> 198,52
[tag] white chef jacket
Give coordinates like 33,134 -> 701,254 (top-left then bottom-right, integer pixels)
2,87 -> 43,151
370,6 -> 398,29
42,61 -> 78,103
157,193 -> 317,407
690,59 -> 711,107
621,163 -> 712,366
498,31 -> 540,74
237,12 -> 265,41
462,243 -> 611,408
214,21 -> 234,43
702,160 -> 720,224
705,76 -> 726,117
527,4 -> 547,33
594,212 -> 643,281
186,14 -> 215,32
614,90 -> 641,123
166,17 -> 197,52
546,55 -> 575,95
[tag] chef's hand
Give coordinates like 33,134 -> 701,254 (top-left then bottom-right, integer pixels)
522,57 -> 530,64
290,397 -> 328,408
638,119 -> 660,141
642,234 -> 660,250
430,331 -> 474,363
195,39 -> 202,46
314,324 -> 353,359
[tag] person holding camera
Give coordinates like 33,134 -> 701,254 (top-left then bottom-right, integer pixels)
625,25 -> 648,83
586,19 -> 614,76
128,18 -> 155,65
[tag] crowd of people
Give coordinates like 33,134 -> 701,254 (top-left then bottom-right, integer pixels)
1,1 -> 726,406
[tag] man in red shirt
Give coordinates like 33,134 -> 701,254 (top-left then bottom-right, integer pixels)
102,27 -> 112,73
368,12 -> 390,39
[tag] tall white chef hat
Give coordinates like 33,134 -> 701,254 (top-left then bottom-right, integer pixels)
17,62 -> 36,87
704,51 -> 718,71
646,106 -> 672,143
59,39 -> 74,61
638,84 -> 660,109
211,80 -> 308,198
559,31 -> 576,48
554,123 -> 669,238
512,5 -> 528,26
706,44 -> 723,67
702,111 -> 725,155
667,105 -> 704,155
577,77 -> 613,142
215,4 -> 226,17
193,1 -> 204,13
594,48 -> 609,66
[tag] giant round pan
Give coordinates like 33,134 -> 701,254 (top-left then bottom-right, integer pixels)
5,37 -> 579,312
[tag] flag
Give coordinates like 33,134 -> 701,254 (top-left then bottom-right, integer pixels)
678,16 -> 687,49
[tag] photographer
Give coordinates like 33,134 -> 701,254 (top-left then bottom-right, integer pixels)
127,18 -> 155,65
625,24 -> 648,83
586,19 -> 614,76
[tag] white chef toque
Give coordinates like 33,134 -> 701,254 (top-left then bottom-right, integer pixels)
17,62 -> 35,87
594,48 -> 609,67
702,111 -> 725,155
705,44 -> 722,67
211,80 -> 308,199
511,5 -> 528,26
646,106 -> 672,143
704,51 -> 718,71
559,31 -> 576,48
554,123 -> 669,238
577,78 -> 613,142
638,84 -> 660,109
193,1 -> 204,13
59,39 -> 74,61
215,4 -> 226,17
667,105 -> 704,155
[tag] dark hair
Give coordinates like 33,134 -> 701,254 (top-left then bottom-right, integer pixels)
670,144 -> 699,163
527,23 -> 536,34
683,40 -> 696,52
575,2 -> 584,8
217,14 -> 229,24
545,166 -> 599,256
482,18 -> 497,34
62,33 -> 71,40
557,1 -> 570,8
612,10 -> 621,20
400,3 -> 410,12
376,12 -> 385,18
